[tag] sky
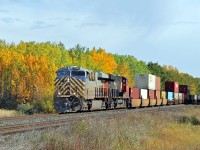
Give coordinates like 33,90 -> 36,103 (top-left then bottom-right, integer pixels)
0,0 -> 200,77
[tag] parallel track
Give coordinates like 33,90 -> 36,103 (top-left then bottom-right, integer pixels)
0,105 -> 196,135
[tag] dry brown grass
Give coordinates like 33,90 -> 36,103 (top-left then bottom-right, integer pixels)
143,123 -> 200,150
1,106 -> 200,150
0,109 -> 23,117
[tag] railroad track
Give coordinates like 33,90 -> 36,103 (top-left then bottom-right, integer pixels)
0,105 -> 195,135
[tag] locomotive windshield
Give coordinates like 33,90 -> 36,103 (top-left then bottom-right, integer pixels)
57,70 -> 70,77
71,71 -> 85,77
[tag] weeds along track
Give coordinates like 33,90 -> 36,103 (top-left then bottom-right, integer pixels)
0,113 -> 70,122
0,105 -> 195,135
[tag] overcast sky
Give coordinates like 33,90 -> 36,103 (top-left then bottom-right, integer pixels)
0,0 -> 200,77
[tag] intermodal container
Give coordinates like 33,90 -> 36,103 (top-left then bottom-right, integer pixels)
179,85 -> 190,94
184,94 -> 190,100
130,88 -> 140,99
148,90 -> 155,99
198,95 -> 200,100
165,81 -> 179,93
184,94 -> 190,103
135,74 -> 156,90
156,77 -> 161,90
178,93 -> 183,100
155,90 -> 161,99
140,89 -> 148,99
174,93 -> 179,100
190,95 -> 195,100
194,95 -> 197,100
167,92 -> 174,101
161,91 -> 166,99
182,93 -> 185,100
182,93 -> 185,103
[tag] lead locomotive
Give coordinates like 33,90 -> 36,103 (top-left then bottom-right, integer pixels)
54,66 -> 130,113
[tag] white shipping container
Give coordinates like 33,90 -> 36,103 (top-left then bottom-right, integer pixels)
135,74 -> 156,90
178,93 -> 183,99
174,93 -> 179,100
140,89 -> 148,99
194,95 -> 197,100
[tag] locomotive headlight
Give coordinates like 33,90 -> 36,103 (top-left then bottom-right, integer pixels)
67,78 -> 70,82
58,92 -> 61,95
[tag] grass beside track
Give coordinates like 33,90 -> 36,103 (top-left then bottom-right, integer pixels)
1,106 -> 200,150
0,109 -> 23,118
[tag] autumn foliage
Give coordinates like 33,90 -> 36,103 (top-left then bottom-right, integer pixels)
90,48 -> 117,74
0,40 -> 199,112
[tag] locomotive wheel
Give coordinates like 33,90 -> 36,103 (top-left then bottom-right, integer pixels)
87,100 -> 92,111
126,98 -> 131,109
114,99 -> 117,109
72,97 -> 82,112
109,98 -> 113,109
105,98 -> 109,110
161,98 -> 163,106
105,98 -> 113,110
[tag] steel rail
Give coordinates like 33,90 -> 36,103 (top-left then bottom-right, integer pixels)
0,105 -> 192,135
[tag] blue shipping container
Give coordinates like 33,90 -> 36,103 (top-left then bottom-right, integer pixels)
167,92 -> 174,101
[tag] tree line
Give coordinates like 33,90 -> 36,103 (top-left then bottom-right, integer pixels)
0,40 -> 199,112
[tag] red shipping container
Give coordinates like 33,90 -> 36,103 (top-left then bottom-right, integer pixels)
179,85 -> 190,94
130,88 -> 140,99
148,90 -> 155,99
156,77 -> 161,90
165,81 -> 179,93
155,90 -> 161,99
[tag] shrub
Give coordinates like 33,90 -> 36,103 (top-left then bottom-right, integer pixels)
177,116 -> 190,124
177,115 -> 200,126
190,116 -> 200,126
17,103 -> 33,115
32,96 -> 55,114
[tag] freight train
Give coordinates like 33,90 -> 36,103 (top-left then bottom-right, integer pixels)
54,66 -> 199,113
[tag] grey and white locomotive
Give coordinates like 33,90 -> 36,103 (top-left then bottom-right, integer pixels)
54,66 -> 130,113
